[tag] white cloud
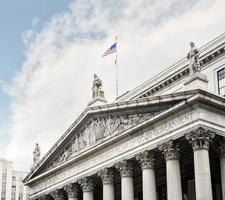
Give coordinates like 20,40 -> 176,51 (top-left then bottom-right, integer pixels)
4,0 -> 225,170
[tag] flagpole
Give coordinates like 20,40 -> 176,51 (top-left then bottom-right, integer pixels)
115,36 -> 118,98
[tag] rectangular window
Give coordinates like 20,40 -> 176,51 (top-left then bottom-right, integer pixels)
218,68 -> 225,96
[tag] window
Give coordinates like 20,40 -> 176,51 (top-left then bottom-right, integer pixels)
218,68 -> 225,96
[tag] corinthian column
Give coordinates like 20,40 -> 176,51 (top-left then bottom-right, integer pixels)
186,127 -> 215,200
220,140 -> 225,200
50,189 -> 64,200
116,160 -> 134,200
159,141 -> 182,200
64,183 -> 79,200
98,168 -> 114,200
78,177 -> 94,200
136,151 -> 157,200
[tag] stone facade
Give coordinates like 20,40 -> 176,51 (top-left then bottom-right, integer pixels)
23,34 -> 225,200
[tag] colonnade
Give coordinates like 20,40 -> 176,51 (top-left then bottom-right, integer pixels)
38,127 -> 225,200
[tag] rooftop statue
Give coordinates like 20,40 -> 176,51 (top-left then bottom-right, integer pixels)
92,74 -> 104,98
187,42 -> 200,74
33,143 -> 40,164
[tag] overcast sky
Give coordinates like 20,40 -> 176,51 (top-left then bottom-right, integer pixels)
1,0 -> 225,171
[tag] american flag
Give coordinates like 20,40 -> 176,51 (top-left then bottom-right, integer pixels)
102,42 -> 117,57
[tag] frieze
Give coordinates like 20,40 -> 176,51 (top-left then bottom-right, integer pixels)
48,112 -> 157,169
29,112 -> 193,196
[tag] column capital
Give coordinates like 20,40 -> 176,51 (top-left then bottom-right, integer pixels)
185,127 -> 215,150
38,195 -> 46,200
78,177 -> 94,192
50,189 -> 64,200
136,151 -> 155,169
115,160 -> 133,177
159,140 -> 179,160
98,168 -> 114,184
64,183 -> 79,198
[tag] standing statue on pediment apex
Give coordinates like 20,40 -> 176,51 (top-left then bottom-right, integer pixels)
92,74 -> 105,98
187,42 -> 200,74
33,143 -> 41,164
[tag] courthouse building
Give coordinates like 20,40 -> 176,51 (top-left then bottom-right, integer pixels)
24,33 -> 225,200
0,158 -> 28,200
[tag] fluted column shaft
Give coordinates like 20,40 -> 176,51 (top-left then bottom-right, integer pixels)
220,141 -> 225,200
98,168 -> 114,200
159,141 -> 182,200
64,183 -> 79,200
186,127 -> 215,200
136,151 -> 157,200
78,177 -> 94,200
116,160 -> 134,200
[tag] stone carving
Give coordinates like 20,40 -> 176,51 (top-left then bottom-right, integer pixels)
64,183 -> 79,198
92,74 -> 104,98
33,143 -> 41,164
98,168 -> 114,184
185,127 -> 215,150
136,151 -> 155,169
159,140 -> 179,160
115,160 -> 133,177
187,42 -> 200,74
48,112 -> 155,169
50,189 -> 64,200
78,177 -> 94,192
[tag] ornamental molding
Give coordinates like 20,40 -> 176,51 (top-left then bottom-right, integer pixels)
185,127 -> 215,150
48,112 -> 157,170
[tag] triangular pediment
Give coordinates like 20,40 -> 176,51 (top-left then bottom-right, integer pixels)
25,91 -> 196,182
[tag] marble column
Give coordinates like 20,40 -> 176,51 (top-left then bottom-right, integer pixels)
186,127 -> 215,200
98,168 -> 114,200
64,183 -> 79,200
159,141 -> 182,200
116,160 -> 134,200
136,151 -> 157,200
220,140 -> 225,200
78,177 -> 94,200
50,189 -> 64,200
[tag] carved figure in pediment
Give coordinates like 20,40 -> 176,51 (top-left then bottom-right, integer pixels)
60,149 -> 70,162
96,118 -> 106,141
71,135 -> 79,153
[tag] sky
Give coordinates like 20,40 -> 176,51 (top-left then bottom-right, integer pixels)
0,0 -> 225,171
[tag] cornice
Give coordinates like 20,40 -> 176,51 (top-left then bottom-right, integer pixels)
117,33 -> 225,101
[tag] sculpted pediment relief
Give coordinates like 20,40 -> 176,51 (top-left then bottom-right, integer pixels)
47,111 -> 159,170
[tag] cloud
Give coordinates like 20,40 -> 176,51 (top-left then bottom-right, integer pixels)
4,0 -> 225,170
